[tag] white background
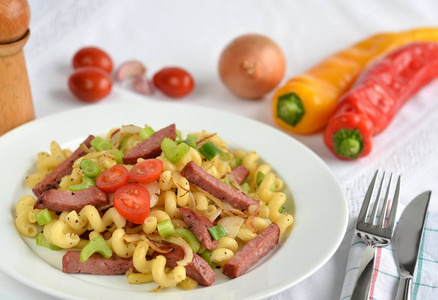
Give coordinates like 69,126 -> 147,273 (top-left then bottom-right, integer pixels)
2,1 -> 438,299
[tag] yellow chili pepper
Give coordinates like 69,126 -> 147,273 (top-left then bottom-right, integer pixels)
272,27 -> 438,134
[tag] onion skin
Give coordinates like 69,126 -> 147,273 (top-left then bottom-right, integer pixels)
218,34 -> 286,99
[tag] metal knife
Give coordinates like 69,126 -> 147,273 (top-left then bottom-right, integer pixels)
395,191 -> 431,300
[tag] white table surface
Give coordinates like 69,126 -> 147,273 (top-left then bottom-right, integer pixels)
2,1 -> 438,299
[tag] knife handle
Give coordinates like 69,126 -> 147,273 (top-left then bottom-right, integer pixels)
351,245 -> 375,300
395,275 -> 413,300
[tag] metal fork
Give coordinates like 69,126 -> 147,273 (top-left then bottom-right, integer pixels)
351,170 -> 401,300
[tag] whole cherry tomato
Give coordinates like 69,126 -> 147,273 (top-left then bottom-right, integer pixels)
72,47 -> 113,73
153,67 -> 195,98
96,164 -> 130,193
68,67 -> 112,102
114,183 -> 151,224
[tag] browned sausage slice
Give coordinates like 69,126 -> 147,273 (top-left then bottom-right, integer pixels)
62,251 -> 133,275
34,187 -> 109,212
151,245 -> 216,286
181,161 -> 259,210
228,165 -> 249,185
32,135 -> 94,197
223,222 -> 280,278
179,207 -> 218,250
122,123 -> 176,164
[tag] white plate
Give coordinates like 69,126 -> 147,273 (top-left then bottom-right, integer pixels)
0,103 -> 347,300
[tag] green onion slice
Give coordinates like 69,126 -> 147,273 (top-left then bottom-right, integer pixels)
157,219 -> 175,238
234,157 -> 243,167
208,225 -> 228,240
80,236 -> 112,262
241,182 -> 250,194
81,159 -> 101,179
68,176 -> 96,191
161,138 -> 190,164
90,136 -> 112,152
199,249 -> 214,267
181,134 -> 197,148
139,126 -> 155,140
35,208 -> 53,226
198,142 -> 221,161
113,151 -> 124,164
174,228 -> 201,253
256,172 -> 265,187
36,233 -> 61,251
219,151 -> 231,161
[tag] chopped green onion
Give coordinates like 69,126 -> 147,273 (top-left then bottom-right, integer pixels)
68,176 -> 96,191
235,158 -> 243,167
174,228 -> 201,253
36,233 -> 61,251
241,182 -> 250,194
161,138 -> 190,163
139,126 -> 155,140
81,159 -> 101,179
256,172 -> 276,191
208,225 -> 228,240
220,176 -> 231,187
35,209 -> 53,226
256,172 -> 265,187
278,206 -> 285,214
175,130 -> 182,143
80,236 -> 112,262
199,249 -> 214,267
198,142 -> 221,161
219,151 -> 231,161
113,151 -> 124,164
157,219 -> 175,238
181,134 -> 197,148
118,135 -> 131,151
90,136 -> 112,152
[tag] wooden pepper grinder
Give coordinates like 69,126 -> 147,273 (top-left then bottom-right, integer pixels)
0,0 -> 34,136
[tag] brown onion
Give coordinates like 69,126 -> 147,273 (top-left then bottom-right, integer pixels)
218,34 -> 286,99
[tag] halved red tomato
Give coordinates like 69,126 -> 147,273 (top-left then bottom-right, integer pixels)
96,164 -> 130,193
129,159 -> 163,184
114,183 -> 150,224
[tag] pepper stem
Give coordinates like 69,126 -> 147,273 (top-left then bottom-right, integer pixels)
333,128 -> 364,159
276,93 -> 305,127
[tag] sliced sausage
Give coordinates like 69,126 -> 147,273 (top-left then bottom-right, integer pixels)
151,245 -> 216,286
228,165 -> 249,185
62,250 -> 133,275
32,135 -> 94,197
222,222 -> 280,278
181,161 -> 259,210
179,207 -> 218,250
122,123 -> 176,165
34,187 -> 109,212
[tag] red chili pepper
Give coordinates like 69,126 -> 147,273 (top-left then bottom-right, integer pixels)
324,42 -> 438,159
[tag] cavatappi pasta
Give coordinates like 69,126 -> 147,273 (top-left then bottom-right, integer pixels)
15,124 -> 294,291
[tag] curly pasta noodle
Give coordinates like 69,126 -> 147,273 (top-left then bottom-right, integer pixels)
15,196 -> 39,237
65,206 -> 126,233
25,141 -> 72,188
43,220 -> 80,248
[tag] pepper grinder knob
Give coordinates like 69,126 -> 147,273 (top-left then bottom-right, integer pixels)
0,0 -> 34,135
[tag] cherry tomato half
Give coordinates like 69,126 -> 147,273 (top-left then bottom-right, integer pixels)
68,67 -> 112,102
129,159 -> 163,184
96,164 -> 130,193
72,47 -> 113,73
153,67 -> 195,98
114,183 -> 150,224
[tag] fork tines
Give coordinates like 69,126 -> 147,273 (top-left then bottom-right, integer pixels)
357,170 -> 401,231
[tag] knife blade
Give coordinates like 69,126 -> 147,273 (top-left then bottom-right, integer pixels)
395,190 -> 431,300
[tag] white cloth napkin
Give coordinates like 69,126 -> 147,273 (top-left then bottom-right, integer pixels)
339,210 -> 438,300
